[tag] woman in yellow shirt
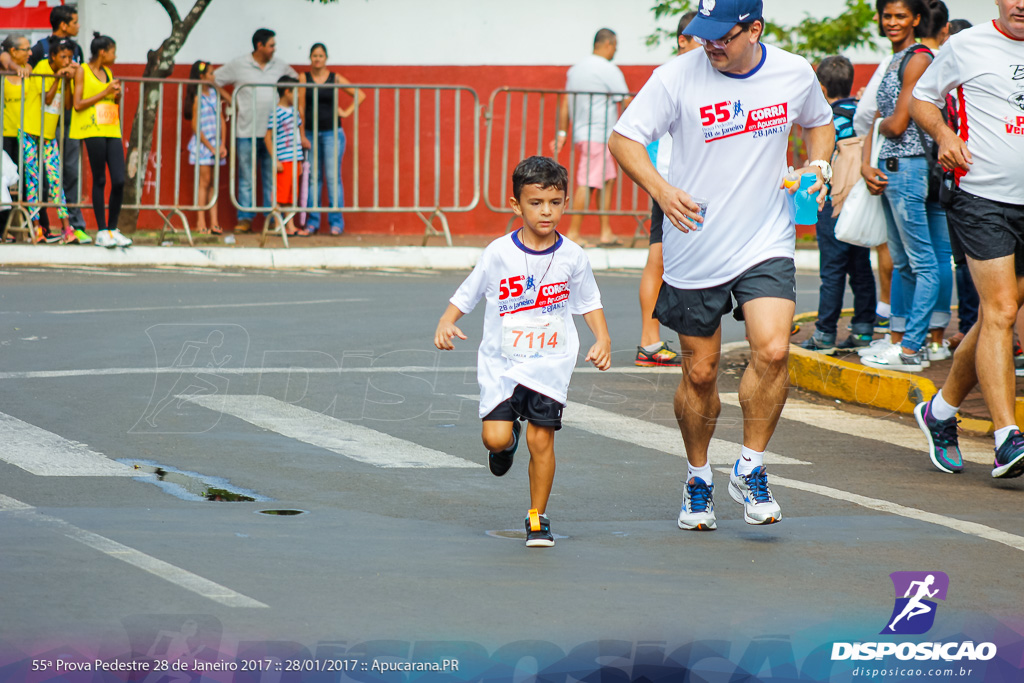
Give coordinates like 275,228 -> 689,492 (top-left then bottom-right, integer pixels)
72,32 -> 130,248
21,38 -> 77,244
1,34 -> 31,168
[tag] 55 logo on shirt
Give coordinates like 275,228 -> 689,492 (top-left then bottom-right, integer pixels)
498,276 -> 526,300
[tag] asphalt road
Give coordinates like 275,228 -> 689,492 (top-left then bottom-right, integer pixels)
0,266 -> 1021,682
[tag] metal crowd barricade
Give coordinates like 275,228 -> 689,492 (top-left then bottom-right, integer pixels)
119,75 -> 223,246
231,82 -> 480,248
483,88 -> 652,246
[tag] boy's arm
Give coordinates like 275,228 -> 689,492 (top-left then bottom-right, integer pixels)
434,303 -> 467,350
581,308 -> 611,371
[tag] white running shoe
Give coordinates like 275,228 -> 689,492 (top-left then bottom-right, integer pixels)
856,336 -> 893,356
861,345 -> 926,372
677,477 -> 716,531
94,230 -> 117,248
927,339 -> 951,361
110,229 -> 133,247
728,463 -> 782,525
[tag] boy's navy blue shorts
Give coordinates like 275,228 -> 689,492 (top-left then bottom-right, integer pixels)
483,384 -> 563,430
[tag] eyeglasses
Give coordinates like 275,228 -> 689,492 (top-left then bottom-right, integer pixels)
10,46 -> 30,52
694,26 -> 748,50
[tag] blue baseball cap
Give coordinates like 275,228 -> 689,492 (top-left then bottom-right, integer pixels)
683,0 -> 764,41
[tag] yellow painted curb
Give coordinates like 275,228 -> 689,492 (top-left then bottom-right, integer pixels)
788,345 -> 938,415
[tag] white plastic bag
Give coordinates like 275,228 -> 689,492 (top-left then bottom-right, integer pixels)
1,150 -> 18,205
834,119 -> 887,248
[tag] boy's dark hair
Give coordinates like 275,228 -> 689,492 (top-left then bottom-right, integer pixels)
677,11 -> 698,37
277,74 -> 299,98
512,156 -> 568,201
875,0 -> 930,39
50,5 -> 77,32
252,28 -> 275,51
816,55 -> 855,99
49,36 -> 75,57
948,18 -> 972,35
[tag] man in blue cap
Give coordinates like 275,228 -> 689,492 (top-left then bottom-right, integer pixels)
609,0 -> 835,532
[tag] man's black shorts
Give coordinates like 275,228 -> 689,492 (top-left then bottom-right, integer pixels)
650,202 -> 664,245
947,189 -> 1024,276
654,257 -> 797,338
483,384 -> 563,430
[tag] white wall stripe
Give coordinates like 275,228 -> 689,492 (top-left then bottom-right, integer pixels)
0,413 -> 137,477
720,393 -> 991,465
184,395 -> 482,469
0,494 -> 268,607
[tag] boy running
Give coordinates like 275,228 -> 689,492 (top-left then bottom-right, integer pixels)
434,156 -> 611,547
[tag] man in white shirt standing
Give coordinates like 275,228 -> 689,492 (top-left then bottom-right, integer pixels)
554,29 -> 631,247
215,29 -> 298,233
609,0 -> 835,531
911,0 -> 1024,480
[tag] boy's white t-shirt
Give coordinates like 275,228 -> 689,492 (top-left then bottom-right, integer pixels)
450,231 -> 603,418
912,21 -> 1024,205
613,45 -> 833,289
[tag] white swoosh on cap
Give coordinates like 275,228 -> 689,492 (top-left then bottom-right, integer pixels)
739,12 -> 751,20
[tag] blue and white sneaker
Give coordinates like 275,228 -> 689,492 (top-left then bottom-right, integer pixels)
729,464 -> 782,525
914,399 -> 964,473
677,477 -> 716,531
992,429 -> 1024,479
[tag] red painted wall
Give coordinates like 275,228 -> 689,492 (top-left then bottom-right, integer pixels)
106,62 -> 878,237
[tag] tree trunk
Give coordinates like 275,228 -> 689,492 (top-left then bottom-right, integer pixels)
118,0 -> 213,233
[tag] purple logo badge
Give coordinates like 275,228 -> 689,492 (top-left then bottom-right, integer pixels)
881,571 -> 949,635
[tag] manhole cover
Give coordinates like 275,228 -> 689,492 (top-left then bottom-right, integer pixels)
257,509 -> 307,516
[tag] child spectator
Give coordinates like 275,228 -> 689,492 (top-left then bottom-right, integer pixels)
185,60 -> 226,235
801,55 -> 877,354
264,75 -> 309,237
433,156 -> 611,547
22,37 -> 79,244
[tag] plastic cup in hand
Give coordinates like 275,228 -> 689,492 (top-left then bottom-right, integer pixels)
688,196 -> 709,232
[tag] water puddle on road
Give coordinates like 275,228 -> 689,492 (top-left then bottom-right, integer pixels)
119,460 -> 271,503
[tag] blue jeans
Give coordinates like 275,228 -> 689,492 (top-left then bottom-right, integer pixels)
881,156 -> 951,353
305,128 -> 346,233
815,198 -> 877,337
236,136 -> 273,221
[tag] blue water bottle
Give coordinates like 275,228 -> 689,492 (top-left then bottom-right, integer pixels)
785,172 -> 819,226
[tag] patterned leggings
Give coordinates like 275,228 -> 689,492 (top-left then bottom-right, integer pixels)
20,133 -> 69,221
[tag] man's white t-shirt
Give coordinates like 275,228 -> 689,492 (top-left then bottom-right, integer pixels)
913,21 -> 1024,205
613,44 -> 833,289
566,54 -> 630,143
450,232 -> 603,418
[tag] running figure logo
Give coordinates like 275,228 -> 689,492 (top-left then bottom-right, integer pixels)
881,571 -> 949,635
733,100 -> 744,118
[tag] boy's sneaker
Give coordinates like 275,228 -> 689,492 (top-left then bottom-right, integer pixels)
94,230 -> 117,248
729,464 -> 782,525
635,341 -> 681,367
73,229 -> 92,244
861,345 -> 926,372
525,509 -> 554,547
110,229 -> 133,247
913,399 -> 964,473
874,315 -> 890,333
488,420 -> 520,477
836,333 -> 874,351
799,331 -> 836,355
677,477 -> 716,530
992,430 -> 1024,479
927,340 -> 951,362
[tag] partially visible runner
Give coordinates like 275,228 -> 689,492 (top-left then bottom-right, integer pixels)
635,10 -> 700,368
71,32 -> 130,248
910,0 -> 1024,479
609,0 -> 835,530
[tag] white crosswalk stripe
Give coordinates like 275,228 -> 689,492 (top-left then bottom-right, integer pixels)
184,394 -> 482,469
0,412 -> 136,476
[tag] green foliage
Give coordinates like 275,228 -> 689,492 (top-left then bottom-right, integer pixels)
647,0 -> 881,62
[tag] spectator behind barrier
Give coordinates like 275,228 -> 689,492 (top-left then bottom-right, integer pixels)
297,42 -> 364,236
800,55 -> 878,356
214,28 -> 298,234
71,32 -> 131,248
185,60 -> 227,235
265,75 -> 310,237
2,34 -> 31,170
